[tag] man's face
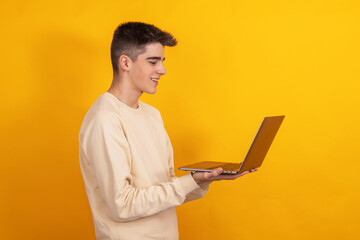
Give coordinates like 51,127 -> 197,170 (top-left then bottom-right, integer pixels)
128,42 -> 166,94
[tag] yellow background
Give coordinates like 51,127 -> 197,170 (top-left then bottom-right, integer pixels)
1,0 -> 359,239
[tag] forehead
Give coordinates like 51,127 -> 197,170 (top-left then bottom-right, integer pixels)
140,42 -> 165,57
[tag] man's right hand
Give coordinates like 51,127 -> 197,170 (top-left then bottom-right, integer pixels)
192,167 -> 258,185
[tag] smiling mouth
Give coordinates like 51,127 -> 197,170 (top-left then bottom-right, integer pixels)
151,78 -> 159,82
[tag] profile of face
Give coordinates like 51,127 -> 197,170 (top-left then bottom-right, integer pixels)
127,42 -> 167,94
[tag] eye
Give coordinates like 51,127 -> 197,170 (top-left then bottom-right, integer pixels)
149,61 -> 156,65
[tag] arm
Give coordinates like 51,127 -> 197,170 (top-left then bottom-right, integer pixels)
82,112 -> 200,222
181,168 -> 258,203
163,126 -> 256,203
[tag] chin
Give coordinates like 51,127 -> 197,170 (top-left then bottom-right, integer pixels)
145,88 -> 157,94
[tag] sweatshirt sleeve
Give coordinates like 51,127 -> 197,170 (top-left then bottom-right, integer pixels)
81,112 -> 200,222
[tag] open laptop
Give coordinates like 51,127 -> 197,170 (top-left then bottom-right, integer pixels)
179,115 -> 285,174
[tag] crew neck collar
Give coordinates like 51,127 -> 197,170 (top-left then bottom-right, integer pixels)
104,92 -> 143,113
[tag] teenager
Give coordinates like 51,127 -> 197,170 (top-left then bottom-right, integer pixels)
79,21 -> 256,240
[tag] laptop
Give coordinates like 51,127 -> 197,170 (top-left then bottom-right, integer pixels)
179,115 -> 285,174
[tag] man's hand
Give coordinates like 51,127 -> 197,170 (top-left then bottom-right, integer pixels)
192,168 -> 258,185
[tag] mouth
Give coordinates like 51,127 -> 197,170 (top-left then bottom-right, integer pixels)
151,78 -> 159,82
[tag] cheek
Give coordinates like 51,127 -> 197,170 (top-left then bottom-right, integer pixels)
132,67 -> 151,87
139,67 -> 153,80
130,66 -> 143,80
130,63 -> 153,83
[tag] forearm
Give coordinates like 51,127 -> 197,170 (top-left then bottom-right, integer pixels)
105,173 -> 200,222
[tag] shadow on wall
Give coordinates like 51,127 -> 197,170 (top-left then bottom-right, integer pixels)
2,30 -> 99,240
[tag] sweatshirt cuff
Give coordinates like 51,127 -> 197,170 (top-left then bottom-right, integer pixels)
175,173 -> 200,196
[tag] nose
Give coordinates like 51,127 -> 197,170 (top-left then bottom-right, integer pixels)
157,62 -> 166,76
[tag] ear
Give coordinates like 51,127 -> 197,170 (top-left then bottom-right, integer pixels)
118,55 -> 132,72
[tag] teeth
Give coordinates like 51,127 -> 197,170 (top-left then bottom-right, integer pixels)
152,79 -> 158,82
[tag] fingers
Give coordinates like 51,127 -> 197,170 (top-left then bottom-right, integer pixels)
201,168 -> 222,180
207,168 -> 223,179
239,168 -> 258,176
238,171 -> 250,177
213,167 -> 223,176
211,168 -> 258,181
212,174 -> 242,180
199,168 -> 258,182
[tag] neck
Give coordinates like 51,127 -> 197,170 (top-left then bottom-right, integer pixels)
108,75 -> 142,109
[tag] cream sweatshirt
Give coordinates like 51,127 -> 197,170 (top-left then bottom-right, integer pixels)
79,92 -> 210,240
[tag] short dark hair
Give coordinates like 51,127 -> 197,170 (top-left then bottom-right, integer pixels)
110,22 -> 177,74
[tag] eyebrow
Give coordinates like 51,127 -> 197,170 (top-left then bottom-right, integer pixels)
146,56 -> 165,61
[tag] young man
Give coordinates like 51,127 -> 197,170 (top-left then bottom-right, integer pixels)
79,22 -> 256,240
